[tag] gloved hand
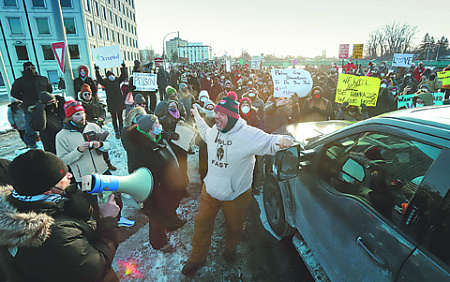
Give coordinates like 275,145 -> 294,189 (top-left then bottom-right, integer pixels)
341,101 -> 349,110
291,93 -> 299,104
94,64 -> 99,70
121,61 -> 126,68
12,124 -> 17,129
360,103 -> 367,112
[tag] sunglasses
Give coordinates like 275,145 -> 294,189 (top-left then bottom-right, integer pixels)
65,100 -> 82,108
136,103 -> 146,107
83,92 -> 91,96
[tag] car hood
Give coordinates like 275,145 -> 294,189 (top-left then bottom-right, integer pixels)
286,120 -> 354,146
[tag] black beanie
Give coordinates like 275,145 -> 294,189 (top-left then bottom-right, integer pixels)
8,150 -> 68,196
23,61 -> 34,70
39,91 -> 55,104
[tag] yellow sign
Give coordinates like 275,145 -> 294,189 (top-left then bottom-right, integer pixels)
335,74 -> 381,107
437,70 -> 450,86
352,44 -> 364,59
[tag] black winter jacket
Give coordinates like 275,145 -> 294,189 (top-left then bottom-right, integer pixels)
11,72 -> 53,113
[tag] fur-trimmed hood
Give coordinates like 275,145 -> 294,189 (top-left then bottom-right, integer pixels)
0,185 -> 54,248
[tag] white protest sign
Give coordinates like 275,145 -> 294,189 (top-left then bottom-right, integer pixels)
251,56 -> 261,70
226,60 -> 231,72
133,72 -> 157,91
271,69 -> 313,98
91,45 -> 123,69
392,53 -> 414,67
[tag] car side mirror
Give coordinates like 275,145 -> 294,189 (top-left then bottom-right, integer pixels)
275,144 -> 301,181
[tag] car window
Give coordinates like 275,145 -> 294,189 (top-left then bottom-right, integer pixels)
318,132 -> 441,226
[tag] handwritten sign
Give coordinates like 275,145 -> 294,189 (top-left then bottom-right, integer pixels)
226,60 -> 231,72
339,44 -> 350,59
352,44 -> 364,59
437,70 -> 450,86
292,59 -> 298,66
335,74 -> 381,107
392,53 -> 414,67
397,92 -> 444,109
271,69 -> 313,98
133,72 -> 157,91
91,45 -> 123,69
251,56 -> 261,70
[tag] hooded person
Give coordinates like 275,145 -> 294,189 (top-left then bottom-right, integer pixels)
412,90 -> 434,108
300,86 -> 334,122
239,97 -> 262,129
7,98 -> 26,145
74,64 -> 99,103
121,114 -> 186,253
178,83 -> 196,125
242,88 -> 264,114
0,149 -> 121,282
182,92 -> 295,276
198,90 -> 210,107
419,72 -> 443,93
154,86 -> 186,120
95,62 -> 127,138
368,86 -> 396,117
336,101 -> 369,121
133,93 -> 151,114
10,62 -> 53,149
78,84 -> 107,127
29,91 -> 66,154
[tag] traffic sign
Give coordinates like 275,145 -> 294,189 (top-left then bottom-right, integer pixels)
51,41 -> 65,73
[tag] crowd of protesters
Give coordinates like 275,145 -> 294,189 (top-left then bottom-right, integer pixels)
2,57 -> 450,280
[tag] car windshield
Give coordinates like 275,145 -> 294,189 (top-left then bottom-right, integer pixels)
287,121 -> 354,146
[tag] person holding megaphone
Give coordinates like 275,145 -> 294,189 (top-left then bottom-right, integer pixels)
121,113 -> 186,253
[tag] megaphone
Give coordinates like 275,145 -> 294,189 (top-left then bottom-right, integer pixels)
81,168 -> 153,202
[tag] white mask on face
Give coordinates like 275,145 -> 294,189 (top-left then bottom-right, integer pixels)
415,103 -> 425,107
380,84 -> 387,88
108,75 -> 115,81
205,110 -> 215,118
200,96 -> 207,102
241,106 -> 250,114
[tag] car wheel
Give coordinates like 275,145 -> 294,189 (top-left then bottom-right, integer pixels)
263,176 -> 293,238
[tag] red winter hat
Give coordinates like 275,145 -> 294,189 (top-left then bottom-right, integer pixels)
80,84 -> 92,94
215,92 -> 239,119
64,100 -> 85,118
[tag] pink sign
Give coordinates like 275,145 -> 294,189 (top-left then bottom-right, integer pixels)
51,41 -> 65,73
339,44 -> 349,59
292,59 -> 298,65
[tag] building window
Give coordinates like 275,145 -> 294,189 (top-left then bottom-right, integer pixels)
68,45 -> 80,59
120,17 -> 122,28
115,14 -> 118,26
117,32 -> 120,43
63,18 -> 76,34
32,0 -> 45,7
105,27 -> 109,40
85,0 -> 90,12
97,25 -> 102,38
4,0 -> 17,7
87,20 -> 94,36
36,18 -> 50,34
42,45 -> 55,60
102,6 -> 107,20
15,45 -> 29,60
60,0 -> 72,7
109,10 -> 113,23
113,0 -> 116,7
8,17 -> 23,34
112,31 -> 115,42
94,1 -> 99,16
118,1 -> 120,11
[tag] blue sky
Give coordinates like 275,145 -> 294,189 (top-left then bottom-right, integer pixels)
135,0 -> 449,58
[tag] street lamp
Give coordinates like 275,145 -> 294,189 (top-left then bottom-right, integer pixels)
163,31 -> 178,70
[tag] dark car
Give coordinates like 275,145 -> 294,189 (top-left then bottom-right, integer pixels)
258,106 -> 450,281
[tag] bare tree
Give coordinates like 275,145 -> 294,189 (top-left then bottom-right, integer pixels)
382,22 -> 418,57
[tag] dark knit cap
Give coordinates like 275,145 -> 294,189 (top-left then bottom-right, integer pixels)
135,114 -> 158,132
8,150 -> 68,196
134,94 -> 146,105
39,91 -> 55,104
23,62 -> 34,70
215,92 -> 239,119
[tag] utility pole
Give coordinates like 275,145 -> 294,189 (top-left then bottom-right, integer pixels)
50,0 -> 75,98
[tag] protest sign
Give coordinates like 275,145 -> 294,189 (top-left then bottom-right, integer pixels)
226,60 -> 231,72
240,58 -> 244,65
339,44 -> 349,59
392,53 -> 414,67
352,44 -> 363,59
132,72 -> 157,91
292,59 -> 298,66
397,92 -> 444,109
91,45 -> 123,69
437,70 -> 450,86
271,69 -> 313,98
335,74 -> 381,107
251,56 -> 261,69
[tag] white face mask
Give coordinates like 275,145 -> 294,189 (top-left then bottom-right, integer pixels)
381,73 -> 385,77
108,75 -> 115,81
416,103 -> 425,108
200,96 -> 208,102
241,106 -> 250,114
205,110 -> 215,118
380,84 -> 387,88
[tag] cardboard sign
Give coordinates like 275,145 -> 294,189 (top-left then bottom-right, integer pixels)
437,70 -> 450,86
397,92 -> 444,109
226,60 -> 231,72
392,53 -> 414,67
91,45 -> 123,69
133,72 -> 157,91
339,44 -> 350,59
171,121 -> 198,152
271,69 -> 313,98
335,74 -> 381,107
352,44 -> 364,59
251,56 -> 261,70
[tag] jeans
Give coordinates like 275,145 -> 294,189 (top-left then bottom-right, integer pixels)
23,112 -> 37,147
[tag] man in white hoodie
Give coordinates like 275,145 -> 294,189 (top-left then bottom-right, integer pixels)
182,91 -> 294,276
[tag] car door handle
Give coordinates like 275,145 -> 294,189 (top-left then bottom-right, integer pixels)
356,236 -> 387,269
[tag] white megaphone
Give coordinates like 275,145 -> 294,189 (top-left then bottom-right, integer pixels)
81,168 -> 153,202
